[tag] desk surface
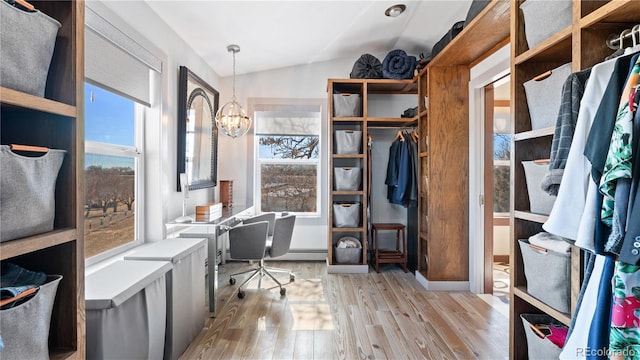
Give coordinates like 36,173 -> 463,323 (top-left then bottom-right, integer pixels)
166,204 -> 253,227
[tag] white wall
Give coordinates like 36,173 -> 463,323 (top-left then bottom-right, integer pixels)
90,0 -> 221,242
88,2 -> 419,255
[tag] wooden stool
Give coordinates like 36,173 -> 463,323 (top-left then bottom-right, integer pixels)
371,223 -> 407,273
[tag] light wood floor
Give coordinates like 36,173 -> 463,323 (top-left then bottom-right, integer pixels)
180,261 -> 509,360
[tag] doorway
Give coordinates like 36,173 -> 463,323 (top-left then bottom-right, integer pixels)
467,43 -> 510,306
482,76 -> 511,303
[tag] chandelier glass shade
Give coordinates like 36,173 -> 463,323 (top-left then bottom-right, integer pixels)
215,44 -> 252,138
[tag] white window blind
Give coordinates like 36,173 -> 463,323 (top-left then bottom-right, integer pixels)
254,104 -> 321,135
85,7 -> 161,107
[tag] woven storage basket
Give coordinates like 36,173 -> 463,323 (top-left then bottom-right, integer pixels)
0,0 -> 61,97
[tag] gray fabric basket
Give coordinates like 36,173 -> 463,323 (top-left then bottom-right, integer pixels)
333,93 -> 362,117
0,146 -> 66,242
520,0 -> 572,50
334,130 -> 362,154
520,313 -> 566,360
335,237 -> 362,264
0,0 -> 61,97
519,239 -> 570,313
334,167 -> 361,191
522,161 -> 556,215
333,203 -> 360,228
523,62 -> 572,130
0,275 -> 62,360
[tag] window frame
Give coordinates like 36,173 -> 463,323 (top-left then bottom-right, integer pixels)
256,138 -> 321,216
84,91 -> 146,265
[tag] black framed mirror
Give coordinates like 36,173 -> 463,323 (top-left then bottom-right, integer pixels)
177,66 -> 219,191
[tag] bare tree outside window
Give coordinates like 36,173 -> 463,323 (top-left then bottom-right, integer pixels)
258,135 -> 319,213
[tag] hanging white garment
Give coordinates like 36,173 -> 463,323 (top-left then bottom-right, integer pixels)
543,59 -> 616,244
559,255 -> 606,359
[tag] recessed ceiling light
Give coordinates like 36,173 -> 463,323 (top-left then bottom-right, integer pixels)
385,4 -> 406,17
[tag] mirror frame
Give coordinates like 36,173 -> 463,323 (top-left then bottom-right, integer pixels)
177,66 -> 219,191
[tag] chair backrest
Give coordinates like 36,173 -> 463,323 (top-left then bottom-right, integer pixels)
228,221 -> 269,261
269,214 -> 296,258
243,212 -> 276,237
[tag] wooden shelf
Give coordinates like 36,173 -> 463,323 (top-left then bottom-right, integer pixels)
0,86 -> 77,117
513,127 -> 554,141
332,190 -> 364,196
367,117 -> 417,127
513,27 -> 573,65
513,211 -> 548,224
328,78 -> 418,94
331,117 -> 364,121
331,227 -> 365,232
580,0 -> 640,28
332,154 -> 364,159
0,228 -> 77,260
428,0 -> 510,66
0,1 -> 85,358
513,287 -> 571,326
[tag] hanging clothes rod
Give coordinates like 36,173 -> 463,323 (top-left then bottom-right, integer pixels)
606,24 -> 640,50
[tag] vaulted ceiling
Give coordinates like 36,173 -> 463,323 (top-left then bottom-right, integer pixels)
145,1 -> 473,76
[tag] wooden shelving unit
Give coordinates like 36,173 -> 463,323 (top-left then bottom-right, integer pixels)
416,0 -> 511,287
327,78 -> 418,273
0,1 -> 85,358
509,1 -> 640,358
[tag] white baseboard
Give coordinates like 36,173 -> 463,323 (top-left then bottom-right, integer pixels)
325,258 -> 370,274
415,271 -> 470,291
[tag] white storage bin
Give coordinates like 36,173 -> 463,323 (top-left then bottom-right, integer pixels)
333,203 -> 361,228
86,260 -> 172,360
334,167 -> 361,191
520,0 -> 572,49
519,239 -> 570,313
522,160 -> 556,215
523,62 -> 572,130
334,130 -> 362,154
124,237 -> 207,360
0,0 -> 61,97
0,275 -> 62,360
520,313 -> 567,360
333,93 -> 362,117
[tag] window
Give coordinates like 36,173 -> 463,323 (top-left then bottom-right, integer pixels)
84,83 -> 144,259
493,104 -> 511,215
84,5 -> 162,261
254,104 -> 322,215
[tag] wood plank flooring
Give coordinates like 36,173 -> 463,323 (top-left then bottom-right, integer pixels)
180,262 -> 509,360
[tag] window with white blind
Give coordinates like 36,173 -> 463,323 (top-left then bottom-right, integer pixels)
84,5 -> 161,261
254,103 -> 322,215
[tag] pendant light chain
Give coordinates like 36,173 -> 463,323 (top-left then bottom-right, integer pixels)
232,49 -> 237,102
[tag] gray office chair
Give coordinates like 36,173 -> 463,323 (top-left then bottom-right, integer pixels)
242,212 -> 276,237
228,214 -> 296,298
263,214 -> 296,285
227,221 -> 270,299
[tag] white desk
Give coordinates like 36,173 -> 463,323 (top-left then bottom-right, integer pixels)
165,204 -> 253,316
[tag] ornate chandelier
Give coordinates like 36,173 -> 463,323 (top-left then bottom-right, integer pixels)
215,44 -> 252,138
